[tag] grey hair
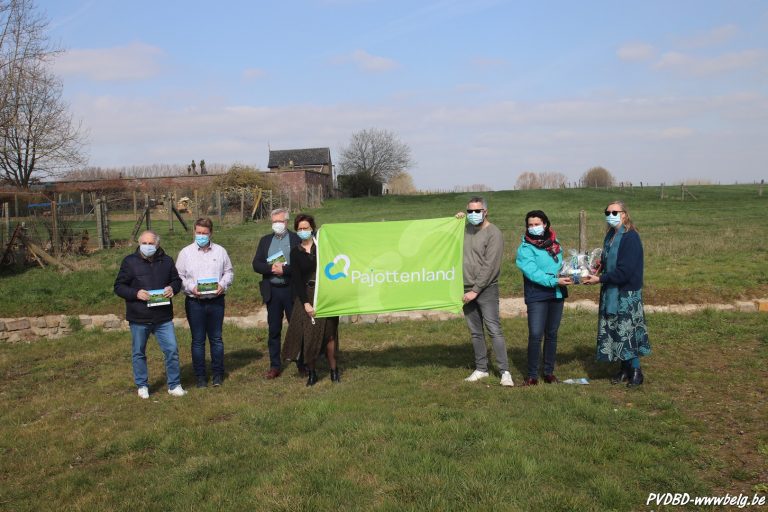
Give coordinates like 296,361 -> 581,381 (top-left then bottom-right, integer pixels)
139,230 -> 160,244
270,207 -> 289,220
467,196 -> 487,209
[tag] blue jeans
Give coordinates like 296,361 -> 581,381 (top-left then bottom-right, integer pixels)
463,283 -> 509,373
266,285 -> 293,370
526,299 -> 564,378
129,321 -> 181,389
185,296 -> 225,378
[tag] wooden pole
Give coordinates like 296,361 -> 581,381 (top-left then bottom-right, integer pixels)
102,195 -> 110,248
14,193 -> 19,217
579,210 -> 587,253
168,192 -> 174,233
660,183 -> 665,200
80,192 -> 85,215
240,189 -> 245,224
144,194 -> 151,231
51,199 -> 60,256
95,198 -> 104,249
760,179 -> 764,197
133,190 -> 137,216
217,189 -> 222,224
3,202 -> 9,239
194,189 -> 199,219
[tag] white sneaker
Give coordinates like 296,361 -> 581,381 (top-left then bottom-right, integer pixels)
500,371 -> 515,387
168,385 -> 187,397
137,386 -> 149,399
464,370 -> 490,382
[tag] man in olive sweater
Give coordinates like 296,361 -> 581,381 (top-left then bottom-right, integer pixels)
461,196 -> 514,387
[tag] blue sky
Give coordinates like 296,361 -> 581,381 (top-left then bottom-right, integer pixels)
40,0 -> 768,189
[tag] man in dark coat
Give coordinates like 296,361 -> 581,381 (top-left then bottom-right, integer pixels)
114,230 -> 186,399
252,208 -> 300,379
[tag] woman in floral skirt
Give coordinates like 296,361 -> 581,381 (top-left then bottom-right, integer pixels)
583,200 -> 650,387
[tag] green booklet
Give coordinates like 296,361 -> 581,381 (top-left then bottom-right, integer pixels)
147,289 -> 170,307
197,277 -> 218,295
267,250 -> 286,264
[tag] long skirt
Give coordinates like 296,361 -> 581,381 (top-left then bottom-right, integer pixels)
596,289 -> 651,362
282,286 -> 339,364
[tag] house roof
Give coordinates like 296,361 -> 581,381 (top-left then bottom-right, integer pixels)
268,148 -> 331,169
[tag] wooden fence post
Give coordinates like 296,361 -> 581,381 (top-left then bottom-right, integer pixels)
168,192 -> 174,233
681,184 -> 685,201
102,195 -> 110,248
3,202 -> 9,240
51,199 -> 60,256
579,209 -> 587,253
14,193 -> 19,217
194,189 -> 199,219
133,190 -> 137,216
95,198 -> 104,249
760,179 -> 764,197
144,193 -> 151,231
660,183 -> 665,200
240,189 -> 245,223
217,189 -> 222,224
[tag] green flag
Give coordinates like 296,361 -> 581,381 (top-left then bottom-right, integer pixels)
313,217 -> 465,317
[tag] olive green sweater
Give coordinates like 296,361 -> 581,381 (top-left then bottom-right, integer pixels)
463,222 -> 504,293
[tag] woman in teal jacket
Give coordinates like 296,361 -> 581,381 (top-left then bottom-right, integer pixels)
515,210 -> 572,385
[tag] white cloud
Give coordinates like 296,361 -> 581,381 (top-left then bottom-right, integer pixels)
654,49 -> 767,75
616,43 -> 655,62
676,24 -> 739,49
659,127 -> 694,139
338,49 -> 398,72
54,42 -> 165,81
67,91 -> 768,189
242,68 -> 267,80
469,56 -> 509,69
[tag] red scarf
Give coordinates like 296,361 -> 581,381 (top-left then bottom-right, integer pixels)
524,229 -> 561,261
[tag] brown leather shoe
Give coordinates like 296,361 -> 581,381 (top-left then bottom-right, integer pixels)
522,377 -> 538,386
543,374 -> 559,384
264,368 -> 282,379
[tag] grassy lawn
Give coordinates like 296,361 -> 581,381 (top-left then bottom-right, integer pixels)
1,184 -> 766,318
1,311 -> 766,511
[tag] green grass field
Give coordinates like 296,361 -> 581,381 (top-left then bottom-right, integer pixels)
1,311 -> 766,511
1,184 -> 766,317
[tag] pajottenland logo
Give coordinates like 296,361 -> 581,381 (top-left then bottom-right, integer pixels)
324,254 -> 350,280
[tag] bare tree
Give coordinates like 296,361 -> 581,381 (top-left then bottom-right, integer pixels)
515,171 -> 540,190
338,128 -> 413,186
581,166 -> 615,188
387,170 -> 416,195
539,171 -> 568,189
0,0 -> 58,131
0,63 -> 86,187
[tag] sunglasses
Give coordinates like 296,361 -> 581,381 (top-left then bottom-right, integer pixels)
466,209 -> 484,214
604,210 -> 624,216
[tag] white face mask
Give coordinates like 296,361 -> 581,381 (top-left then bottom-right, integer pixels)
272,222 -> 287,235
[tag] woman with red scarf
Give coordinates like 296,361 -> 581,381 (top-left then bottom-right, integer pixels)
515,210 -> 572,385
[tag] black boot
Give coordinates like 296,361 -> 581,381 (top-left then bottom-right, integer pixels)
627,368 -> 644,388
306,370 -> 318,387
610,361 -> 631,385
330,368 -> 340,383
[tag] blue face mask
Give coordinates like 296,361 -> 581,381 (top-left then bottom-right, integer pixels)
195,234 -> 210,247
467,212 -> 484,226
606,215 -> 622,227
528,225 -> 545,236
297,229 -> 313,241
139,244 -> 157,258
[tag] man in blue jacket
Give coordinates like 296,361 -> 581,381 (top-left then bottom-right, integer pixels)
114,230 -> 186,399
252,208 -> 301,379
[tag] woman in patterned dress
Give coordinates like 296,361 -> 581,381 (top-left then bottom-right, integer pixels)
281,213 -> 340,386
582,201 -> 650,387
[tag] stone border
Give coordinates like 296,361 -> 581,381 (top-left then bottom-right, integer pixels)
1,298 -> 766,343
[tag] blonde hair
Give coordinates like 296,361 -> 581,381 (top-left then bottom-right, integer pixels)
606,200 -> 637,232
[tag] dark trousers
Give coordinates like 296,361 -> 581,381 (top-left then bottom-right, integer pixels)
526,299 -> 564,378
185,296 -> 226,378
266,285 -> 293,370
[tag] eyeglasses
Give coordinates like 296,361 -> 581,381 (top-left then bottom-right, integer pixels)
466,209 -> 484,214
604,210 -> 624,216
